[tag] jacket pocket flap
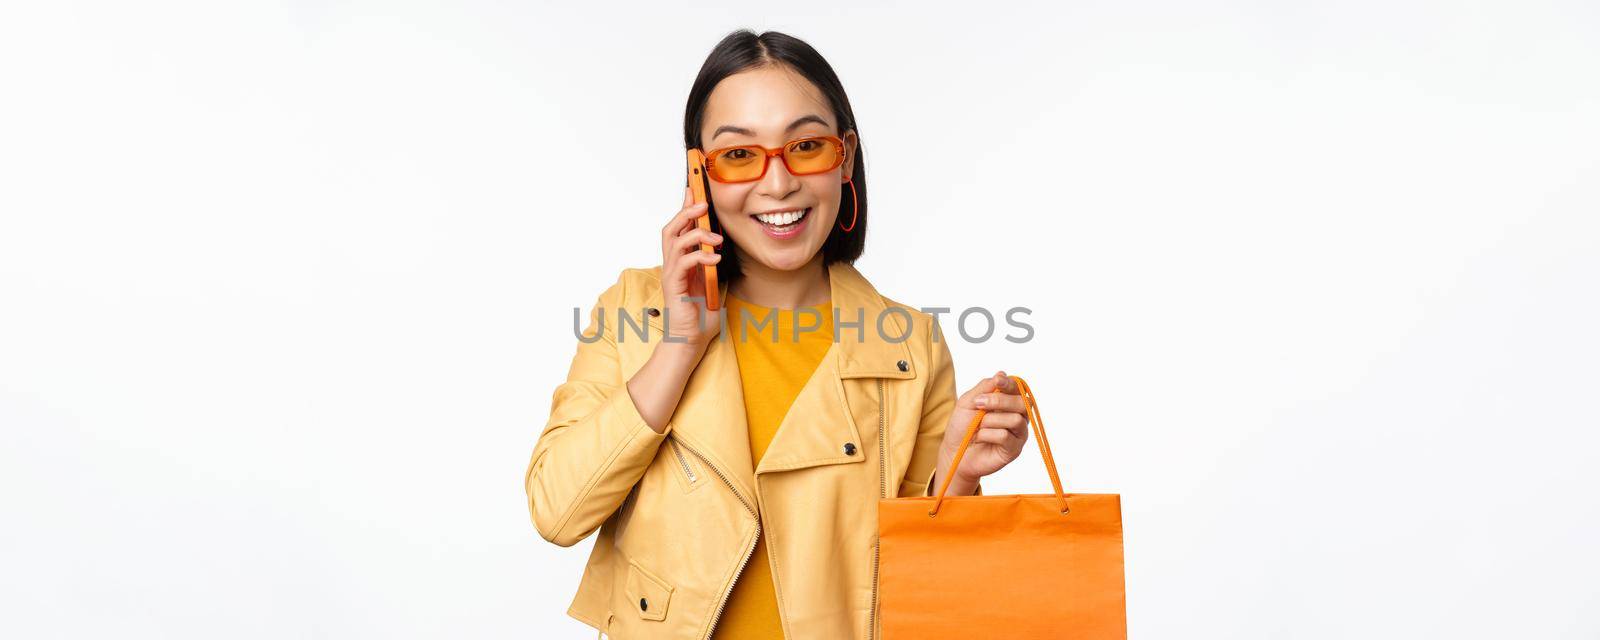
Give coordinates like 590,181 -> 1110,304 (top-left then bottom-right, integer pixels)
625,559 -> 674,622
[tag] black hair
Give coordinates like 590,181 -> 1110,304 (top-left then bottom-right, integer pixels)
683,29 -> 867,282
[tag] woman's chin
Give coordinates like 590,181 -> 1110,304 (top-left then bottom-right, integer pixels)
745,241 -> 824,272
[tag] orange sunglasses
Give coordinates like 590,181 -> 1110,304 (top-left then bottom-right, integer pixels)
701,135 -> 846,183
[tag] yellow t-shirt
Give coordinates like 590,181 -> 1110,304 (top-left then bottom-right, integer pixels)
710,293 -> 834,640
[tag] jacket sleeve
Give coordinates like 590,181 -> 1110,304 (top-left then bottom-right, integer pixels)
900,316 -> 982,498
525,271 -> 673,547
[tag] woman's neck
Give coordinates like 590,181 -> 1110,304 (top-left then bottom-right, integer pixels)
728,252 -> 831,310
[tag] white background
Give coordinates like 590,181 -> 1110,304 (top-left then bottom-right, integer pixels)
2,1 -> 1597,637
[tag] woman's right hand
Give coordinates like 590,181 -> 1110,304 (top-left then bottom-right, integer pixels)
659,186 -> 724,348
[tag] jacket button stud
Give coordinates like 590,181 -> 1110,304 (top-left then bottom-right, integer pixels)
647,307 -> 660,317
640,597 -> 648,611
844,442 -> 857,455
896,359 -> 908,372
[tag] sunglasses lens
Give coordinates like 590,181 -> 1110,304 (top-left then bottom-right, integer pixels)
709,147 -> 765,182
784,137 -> 841,174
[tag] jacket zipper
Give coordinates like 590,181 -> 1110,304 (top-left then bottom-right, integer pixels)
678,441 -> 759,640
668,439 -> 697,483
868,378 -> 886,640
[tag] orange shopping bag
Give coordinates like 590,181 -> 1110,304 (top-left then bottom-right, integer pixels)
876,375 -> 1127,639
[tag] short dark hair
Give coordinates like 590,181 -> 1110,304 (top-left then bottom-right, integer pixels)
683,29 -> 867,282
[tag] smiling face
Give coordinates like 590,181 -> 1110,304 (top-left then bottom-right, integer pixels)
699,65 -> 857,274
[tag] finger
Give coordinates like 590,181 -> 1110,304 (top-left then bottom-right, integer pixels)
668,248 -> 722,286
683,185 -> 693,208
667,202 -> 708,238
670,204 -> 711,245
662,202 -> 710,244
957,371 -> 1010,407
664,212 -> 711,259
972,389 -> 1027,415
973,427 -> 1023,446
979,411 -> 1029,436
672,227 -> 722,256
991,371 -> 1019,395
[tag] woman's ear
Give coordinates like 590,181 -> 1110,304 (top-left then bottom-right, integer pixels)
841,129 -> 858,178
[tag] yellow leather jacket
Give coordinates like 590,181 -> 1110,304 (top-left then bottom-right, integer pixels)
525,261 -> 976,639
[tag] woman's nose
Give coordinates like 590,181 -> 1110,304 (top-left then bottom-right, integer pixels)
755,154 -> 799,197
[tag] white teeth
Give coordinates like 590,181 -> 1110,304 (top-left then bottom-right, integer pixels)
754,208 -> 808,226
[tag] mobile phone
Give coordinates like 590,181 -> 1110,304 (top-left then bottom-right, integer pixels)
685,149 -> 721,311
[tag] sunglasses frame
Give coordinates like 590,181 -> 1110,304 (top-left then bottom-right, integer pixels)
700,134 -> 847,183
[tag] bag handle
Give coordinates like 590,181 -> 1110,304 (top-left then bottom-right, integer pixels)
928,375 -> 1067,517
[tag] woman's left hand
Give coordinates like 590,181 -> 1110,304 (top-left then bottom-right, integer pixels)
934,371 -> 1031,496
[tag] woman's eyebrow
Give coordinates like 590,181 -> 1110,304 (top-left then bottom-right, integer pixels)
710,114 -> 830,143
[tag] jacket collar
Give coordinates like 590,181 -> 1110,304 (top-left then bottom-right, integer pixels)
640,262 -> 916,503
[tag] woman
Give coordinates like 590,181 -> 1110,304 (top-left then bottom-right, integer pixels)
525,30 -> 1034,640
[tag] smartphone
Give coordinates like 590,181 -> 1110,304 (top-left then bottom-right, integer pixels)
686,149 -> 721,311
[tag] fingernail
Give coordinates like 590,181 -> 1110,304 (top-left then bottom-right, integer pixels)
974,394 -> 988,408
711,233 -> 722,241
